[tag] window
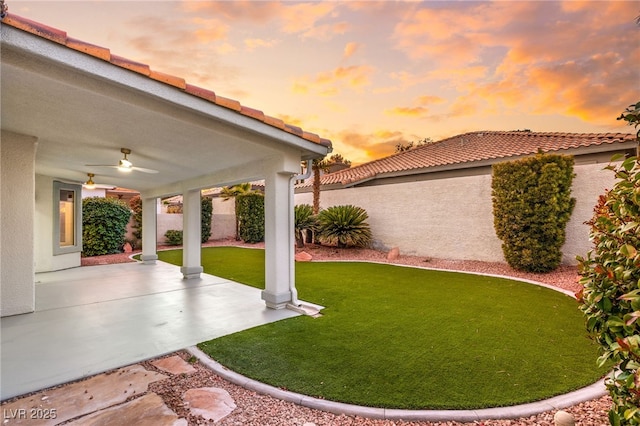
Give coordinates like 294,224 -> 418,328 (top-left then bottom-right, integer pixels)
53,181 -> 82,255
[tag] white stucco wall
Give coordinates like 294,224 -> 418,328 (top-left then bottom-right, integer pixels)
34,175 -> 81,273
295,161 -> 618,265
1,131 -> 37,316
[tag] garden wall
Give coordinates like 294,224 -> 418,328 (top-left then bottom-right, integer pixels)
155,197 -> 235,244
295,161 -> 618,265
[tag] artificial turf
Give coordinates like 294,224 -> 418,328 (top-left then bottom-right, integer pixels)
157,247 -> 607,410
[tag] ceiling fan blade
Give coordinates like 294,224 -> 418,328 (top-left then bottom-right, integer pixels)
131,166 -> 159,174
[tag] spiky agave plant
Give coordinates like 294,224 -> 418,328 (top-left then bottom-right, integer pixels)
317,205 -> 372,248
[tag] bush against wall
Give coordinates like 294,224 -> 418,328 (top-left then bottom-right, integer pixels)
164,229 -> 183,246
492,153 -> 576,272
201,196 -> 213,244
236,192 -> 264,243
82,196 -> 132,256
317,204 -> 372,248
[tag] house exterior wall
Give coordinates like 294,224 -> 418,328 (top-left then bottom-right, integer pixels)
1,131 -> 37,316
295,160 -> 617,265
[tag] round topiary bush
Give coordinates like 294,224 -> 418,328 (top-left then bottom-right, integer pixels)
82,197 -> 131,256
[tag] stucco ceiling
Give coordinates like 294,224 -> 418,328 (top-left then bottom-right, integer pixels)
1,26 -> 328,196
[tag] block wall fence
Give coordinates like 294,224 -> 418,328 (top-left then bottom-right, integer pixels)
294,162 -> 618,265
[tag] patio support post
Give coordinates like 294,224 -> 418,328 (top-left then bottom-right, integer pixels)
181,189 -> 203,279
140,196 -> 158,264
262,155 -> 298,309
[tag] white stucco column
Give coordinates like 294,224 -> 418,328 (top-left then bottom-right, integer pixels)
140,196 -> 158,264
181,189 -> 203,279
1,131 -> 37,317
262,154 -> 300,309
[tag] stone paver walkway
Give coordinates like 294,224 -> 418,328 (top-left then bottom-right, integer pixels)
0,356 -> 235,425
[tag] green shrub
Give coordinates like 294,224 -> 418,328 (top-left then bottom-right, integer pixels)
317,205 -> 372,248
236,192 -> 264,243
578,101 -> 640,425
164,229 -> 183,246
82,197 -> 132,256
491,153 -> 576,272
201,196 -> 213,243
294,204 -> 316,248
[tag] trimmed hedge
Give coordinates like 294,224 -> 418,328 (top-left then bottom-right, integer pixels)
201,196 -> 213,243
236,192 -> 264,243
491,153 -> 576,272
82,197 -> 131,256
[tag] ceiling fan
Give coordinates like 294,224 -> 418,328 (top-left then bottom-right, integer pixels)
82,173 -> 116,190
86,148 -> 159,174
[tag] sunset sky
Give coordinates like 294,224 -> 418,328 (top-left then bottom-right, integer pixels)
10,1 -> 639,164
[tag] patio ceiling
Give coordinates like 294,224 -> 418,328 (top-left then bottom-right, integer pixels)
1,23 -> 329,196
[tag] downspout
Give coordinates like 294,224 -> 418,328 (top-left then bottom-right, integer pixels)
288,160 -> 313,308
286,159 -> 324,317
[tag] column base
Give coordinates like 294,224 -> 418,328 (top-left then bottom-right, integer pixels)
140,254 -> 158,264
261,290 -> 292,310
181,265 -> 203,279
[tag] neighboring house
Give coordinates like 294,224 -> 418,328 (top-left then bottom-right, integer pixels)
296,131 -> 637,264
1,13 -> 331,317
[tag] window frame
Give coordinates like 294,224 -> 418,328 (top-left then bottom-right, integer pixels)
53,181 -> 82,255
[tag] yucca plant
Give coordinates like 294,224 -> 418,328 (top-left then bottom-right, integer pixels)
294,204 -> 317,248
317,205 -> 372,248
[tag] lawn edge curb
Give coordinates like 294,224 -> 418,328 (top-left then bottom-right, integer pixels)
186,346 -> 607,422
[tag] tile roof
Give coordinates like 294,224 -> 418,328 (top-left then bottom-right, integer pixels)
302,131 -> 636,188
1,13 -> 331,149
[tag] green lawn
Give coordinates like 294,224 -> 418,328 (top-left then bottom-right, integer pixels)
157,247 -> 606,410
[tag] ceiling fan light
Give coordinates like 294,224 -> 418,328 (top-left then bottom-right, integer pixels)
118,158 -> 133,171
84,173 -> 96,189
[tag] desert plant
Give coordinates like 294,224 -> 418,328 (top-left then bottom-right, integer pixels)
492,153 -> 576,272
294,204 -> 316,248
317,205 -> 372,248
236,192 -> 264,243
201,196 -> 213,244
578,102 -> 640,425
82,197 -> 132,256
164,229 -> 183,246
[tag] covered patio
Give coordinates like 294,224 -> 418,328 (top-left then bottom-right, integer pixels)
0,260 -> 301,400
1,14 -> 330,316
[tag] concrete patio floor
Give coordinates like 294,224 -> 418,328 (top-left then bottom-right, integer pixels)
0,260 -> 300,400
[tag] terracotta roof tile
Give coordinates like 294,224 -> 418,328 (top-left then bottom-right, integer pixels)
1,12 -> 331,150
214,95 -> 241,112
149,69 -> 187,90
4,14 -> 66,44
110,54 -> 151,75
301,131 -> 636,188
66,37 -> 110,61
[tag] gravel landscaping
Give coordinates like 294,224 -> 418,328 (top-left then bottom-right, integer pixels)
80,240 -> 610,425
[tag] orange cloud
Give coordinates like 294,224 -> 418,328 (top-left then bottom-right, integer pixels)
244,38 -> 277,51
292,65 -> 374,97
385,106 -> 429,117
343,42 -> 361,60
